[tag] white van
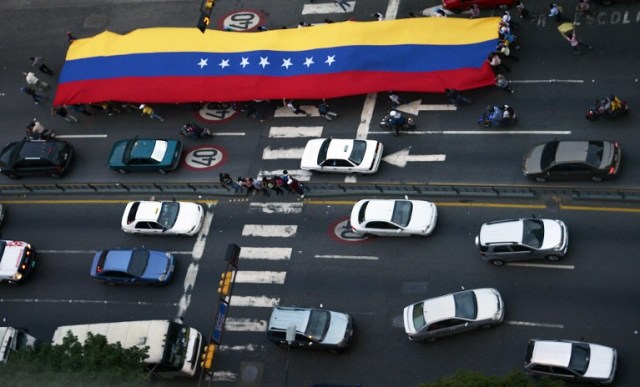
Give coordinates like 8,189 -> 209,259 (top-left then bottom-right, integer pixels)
0,327 -> 38,363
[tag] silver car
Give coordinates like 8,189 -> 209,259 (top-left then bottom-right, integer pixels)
403,288 -> 504,341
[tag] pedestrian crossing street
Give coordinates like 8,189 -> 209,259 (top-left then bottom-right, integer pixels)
213,202 -> 303,382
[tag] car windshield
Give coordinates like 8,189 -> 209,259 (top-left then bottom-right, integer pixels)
391,201 -> 413,227
157,202 -> 180,229
585,141 -> 604,167
522,219 -> 544,248
304,310 -> 331,341
412,302 -> 426,330
540,141 -> 559,170
348,140 -> 368,165
568,343 -> 591,375
316,139 -> 331,165
126,249 -> 150,277
453,291 -> 478,320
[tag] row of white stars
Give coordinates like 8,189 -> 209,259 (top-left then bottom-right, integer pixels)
196,55 -> 336,70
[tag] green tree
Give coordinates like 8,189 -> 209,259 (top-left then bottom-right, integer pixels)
0,331 -> 150,387
420,370 -> 566,387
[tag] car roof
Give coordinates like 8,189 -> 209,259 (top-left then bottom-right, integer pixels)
479,219 -> 523,244
553,141 -> 591,164
18,140 -> 66,160
101,250 -> 133,271
269,306 -> 311,332
325,139 -> 357,160
131,201 -> 163,221
361,199 -> 397,222
530,340 -> 572,367
423,293 -> 456,323
128,139 -> 168,160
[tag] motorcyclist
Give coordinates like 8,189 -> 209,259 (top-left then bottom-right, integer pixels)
502,105 -> 516,124
26,120 -> 54,139
609,95 -> 622,113
387,110 -> 406,136
183,122 -> 204,138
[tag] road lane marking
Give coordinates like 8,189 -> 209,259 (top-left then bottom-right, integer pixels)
234,271 -> 287,284
369,130 -> 572,135
56,134 -> 108,138
262,146 -> 305,159
257,169 -> 312,181
240,247 -> 292,260
315,254 -> 379,260
211,371 -> 237,382
219,344 -> 264,351
242,224 -> 298,237
507,262 -> 574,269
229,295 -> 280,307
224,318 -> 267,332
511,79 -> 584,84
357,92 -> 377,140
0,298 -> 179,306
249,202 -> 303,214
306,200 -> 547,210
269,126 -> 323,138
302,1 -> 355,15
211,132 -> 245,136
560,204 -> 640,213
37,250 -> 194,255
273,106 -> 320,117
505,320 -> 564,329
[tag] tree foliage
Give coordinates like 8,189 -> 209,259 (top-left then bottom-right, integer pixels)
420,370 -> 566,387
0,331 -> 150,387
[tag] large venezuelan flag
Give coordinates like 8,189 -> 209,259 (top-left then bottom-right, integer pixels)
54,17 -> 500,106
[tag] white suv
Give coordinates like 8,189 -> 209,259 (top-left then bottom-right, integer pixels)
475,218 -> 568,266
0,240 -> 36,284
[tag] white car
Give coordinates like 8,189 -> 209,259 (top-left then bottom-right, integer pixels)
525,339 -> 617,385
300,138 -> 383,174
121,201 -> 204,236
350,199 -> 437,237
403,288 -> 504,341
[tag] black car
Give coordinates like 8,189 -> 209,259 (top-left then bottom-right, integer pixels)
0,139 -> 73,179
522,140 -> 621,183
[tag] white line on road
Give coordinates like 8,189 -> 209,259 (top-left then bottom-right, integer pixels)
511,79 -> 584,84
269,126 -> 323,138
229,295 -> 280,307
344,175 -> 358,183
505,320 -> 564,329
249,202 -> 303,214
258,169 -> 312,182
211,371 -> 237,382
302,1 -> 355,15
0,298 -> 179,306
507,262 -> 575,269
224,318 -> 267,332
262,146 -> 305,159
56,134 -> 108,138
219,344 -> 264,352
273,106 -> 320,117
357,92 -> 377,140
211,132 -> 245,136
234,271 -> 287,284
240,247 -> 292,260
39,249 -> 194,255
369,130 -> 572,135
315,254 -> 379,260
242,224 -> 298,238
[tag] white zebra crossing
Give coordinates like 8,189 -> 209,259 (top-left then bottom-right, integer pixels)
269,126 -> 323,138
249,202 -> 303,214
242,224 -> 298,237
240,246 -> 293,259
262,146 -> 305,160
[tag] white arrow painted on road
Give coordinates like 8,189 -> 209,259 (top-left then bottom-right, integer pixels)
396,99 -> 456,115
383,147 -> 445,168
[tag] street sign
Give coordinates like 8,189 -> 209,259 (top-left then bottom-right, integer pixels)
196,102 -> 238,122
328,217 -> 370,244
184,146 -> 227,170
212,302 -> 228,344
219,10 -> 264,31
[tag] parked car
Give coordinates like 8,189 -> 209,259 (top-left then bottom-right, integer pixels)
475,218 -> 568,266
90,248 -> 175,285
300,138 -> 383,174
121,201 -> 205,236
350,198 -> 437,237
522,140 -> 621,182
403,288 -> 504,341
525,339 -> 617,385
0,240 -> 36,284
442,0 -> 515,12
266,306 -> 354,352
108,138 -> 182,174
0,139 -> 73,179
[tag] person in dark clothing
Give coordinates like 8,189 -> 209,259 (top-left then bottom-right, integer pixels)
444,88 -> 471,106
220,173 -> 242,193
20,86 -> 45,104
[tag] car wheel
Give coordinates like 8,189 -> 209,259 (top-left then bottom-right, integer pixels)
158,169 -> 167,174
490,259 -> 505,266
546,255 -> 560,261
117,169 -> 128,175
591,176 -> 603,182
535,176 -> 547,183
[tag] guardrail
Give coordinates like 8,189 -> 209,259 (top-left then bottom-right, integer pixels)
2,182 -> 640,202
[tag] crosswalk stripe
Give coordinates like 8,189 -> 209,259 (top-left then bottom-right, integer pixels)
249,202 -> 303,214
230,295 -> 280,307
262,146 -> 305,159
258,169 -> 312,182
224,318 -> 267,332
235,271 -> 287,284
302,1 -> 355,15
269,126 -> 323,138
273,106 -> 320,117
240,247 -> 292,260
242,224 -> 298,237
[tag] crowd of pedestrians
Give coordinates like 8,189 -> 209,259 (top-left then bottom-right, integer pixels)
220,171 -> 309,198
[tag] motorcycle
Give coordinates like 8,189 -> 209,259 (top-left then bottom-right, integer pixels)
586,96 -> 629,121
180,122 -> 214,139
26,121 -> 56,140
478,105 -> 517,128
379,112 -> 416,134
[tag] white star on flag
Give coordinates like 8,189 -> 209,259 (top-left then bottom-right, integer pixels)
197,58 -> 208,69
282,58 -> 293,69
240,57 -> 250,68
325,55 -> 336,66
219,59 -> 230,69
259,57 -> 270,68
303,57 -> 314,68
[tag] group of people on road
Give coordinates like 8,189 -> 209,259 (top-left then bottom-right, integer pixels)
220,171 -> 308,198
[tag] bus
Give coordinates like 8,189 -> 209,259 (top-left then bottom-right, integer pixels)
52,320 -> 202,378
